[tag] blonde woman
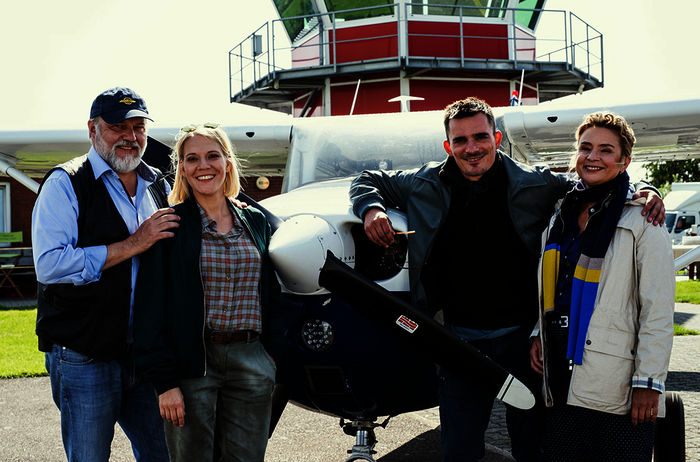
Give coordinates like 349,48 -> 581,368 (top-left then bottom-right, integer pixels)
134,124 -> 283,461
530,113 -> 674,461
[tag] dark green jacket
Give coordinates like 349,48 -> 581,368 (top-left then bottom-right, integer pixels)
133,197 -> 283,394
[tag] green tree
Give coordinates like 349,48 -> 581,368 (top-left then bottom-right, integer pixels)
643,159 -> 700,192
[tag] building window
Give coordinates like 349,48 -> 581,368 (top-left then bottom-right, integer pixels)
325,0 -> 394,21
412,0 -> 509,18
274,0 -> 318,41
515,0 -> 545,30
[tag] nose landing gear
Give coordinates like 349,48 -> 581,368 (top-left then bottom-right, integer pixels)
341,418 -> 390,462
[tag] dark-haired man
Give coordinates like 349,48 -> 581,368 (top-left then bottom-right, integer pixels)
32,87 -> 178,461
350,97 -> 664,461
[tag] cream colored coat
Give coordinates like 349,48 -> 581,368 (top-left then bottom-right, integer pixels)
536,197 -> 675,416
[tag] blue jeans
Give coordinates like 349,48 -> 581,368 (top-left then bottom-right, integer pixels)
45,344 -> 169,462
438,326 -> 543,462
164,338 -> 276,462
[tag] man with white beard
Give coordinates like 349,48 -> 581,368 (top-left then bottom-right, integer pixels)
32,87 -> 178,461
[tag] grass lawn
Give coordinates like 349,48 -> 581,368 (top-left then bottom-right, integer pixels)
675,324 -> 700,336
676,280 -> 700,304
0,306 -> 45,378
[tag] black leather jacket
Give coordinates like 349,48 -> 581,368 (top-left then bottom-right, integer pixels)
350,153 -> 573,312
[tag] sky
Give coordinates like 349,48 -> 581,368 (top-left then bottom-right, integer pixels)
1,0 -> 699,131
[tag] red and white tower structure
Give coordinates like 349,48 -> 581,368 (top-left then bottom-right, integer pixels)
229,0 -> 603,116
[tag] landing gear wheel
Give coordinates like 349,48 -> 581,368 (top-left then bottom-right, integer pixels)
653,391 -> 685,462
345,456 -> 376,462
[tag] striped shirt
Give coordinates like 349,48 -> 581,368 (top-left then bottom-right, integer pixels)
199,203 -> 262,333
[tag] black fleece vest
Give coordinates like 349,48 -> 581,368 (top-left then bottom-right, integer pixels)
36,155 -> 167,360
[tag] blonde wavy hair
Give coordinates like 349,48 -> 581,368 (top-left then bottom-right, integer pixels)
168,124 -> 242,204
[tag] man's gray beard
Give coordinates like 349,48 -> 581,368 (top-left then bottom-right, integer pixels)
97,139 -> 145,173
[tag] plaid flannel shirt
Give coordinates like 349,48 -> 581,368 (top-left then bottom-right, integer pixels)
198,203 -> 262,333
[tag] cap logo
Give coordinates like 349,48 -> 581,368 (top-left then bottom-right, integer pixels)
119,97 -> 137,105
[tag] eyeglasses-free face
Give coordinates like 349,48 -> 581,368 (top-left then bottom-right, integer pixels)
180,134 -> 231,200
575,126 -> 630,187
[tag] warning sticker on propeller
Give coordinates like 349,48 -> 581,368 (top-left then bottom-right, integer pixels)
396,315 -> 419,333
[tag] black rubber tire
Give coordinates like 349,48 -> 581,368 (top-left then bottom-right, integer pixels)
653,391 -> 685,462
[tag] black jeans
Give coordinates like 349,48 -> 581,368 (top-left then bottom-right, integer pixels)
438,326 -> 544,462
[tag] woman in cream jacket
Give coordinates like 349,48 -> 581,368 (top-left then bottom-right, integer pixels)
529,112 -> 674,462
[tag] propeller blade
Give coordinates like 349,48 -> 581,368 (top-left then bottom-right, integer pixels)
143,136 -> 175,185
318,251 -> 535,410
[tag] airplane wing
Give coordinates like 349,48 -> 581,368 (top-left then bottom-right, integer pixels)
222,124 -> 291,176
498,99 -> 700,167
0,129 -> 177,192
0,124 -> 292,188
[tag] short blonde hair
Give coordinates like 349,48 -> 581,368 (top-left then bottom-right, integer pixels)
169,125 -> 242,204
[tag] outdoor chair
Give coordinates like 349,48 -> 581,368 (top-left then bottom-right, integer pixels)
0,232 -> 35,299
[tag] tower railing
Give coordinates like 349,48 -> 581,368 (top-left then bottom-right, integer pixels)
228,3 -> 603,103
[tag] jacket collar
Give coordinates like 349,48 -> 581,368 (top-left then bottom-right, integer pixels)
180,196 -> 263,253
411,152 -> 547,194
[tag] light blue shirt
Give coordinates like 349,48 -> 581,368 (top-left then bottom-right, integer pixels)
32,147 -> 170,314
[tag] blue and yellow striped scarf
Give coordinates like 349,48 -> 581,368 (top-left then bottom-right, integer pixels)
542,172 -> 630,364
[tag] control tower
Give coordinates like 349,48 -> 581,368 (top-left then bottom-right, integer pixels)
229,0 -> 603,116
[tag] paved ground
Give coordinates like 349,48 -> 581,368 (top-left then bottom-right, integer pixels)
1,303 -> 698,461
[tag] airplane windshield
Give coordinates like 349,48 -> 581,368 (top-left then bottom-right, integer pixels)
282,111 -> 448,192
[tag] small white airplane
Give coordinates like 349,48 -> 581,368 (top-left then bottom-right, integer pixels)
1,98 -> 697,460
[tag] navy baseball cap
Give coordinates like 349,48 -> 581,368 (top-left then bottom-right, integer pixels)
90,87 -> 153,124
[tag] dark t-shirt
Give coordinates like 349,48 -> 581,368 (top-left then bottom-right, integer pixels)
422,155 -> 539,329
